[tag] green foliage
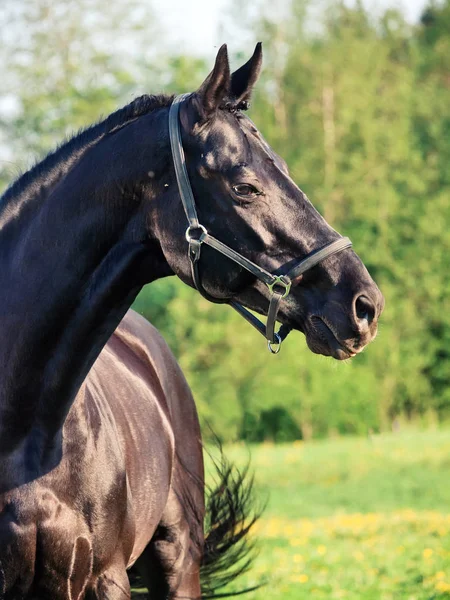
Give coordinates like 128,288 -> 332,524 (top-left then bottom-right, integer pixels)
1,0 -> 449,442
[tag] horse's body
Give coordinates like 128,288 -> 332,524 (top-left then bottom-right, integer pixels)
1,310 -> 204,598
0,44 -> 384,598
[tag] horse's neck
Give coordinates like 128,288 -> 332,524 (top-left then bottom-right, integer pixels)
0,113 -> 171,454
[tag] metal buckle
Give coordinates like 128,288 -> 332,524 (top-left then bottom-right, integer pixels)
267,332 -> 282,354
185,224 -> 207,243
267,275 -> 291,299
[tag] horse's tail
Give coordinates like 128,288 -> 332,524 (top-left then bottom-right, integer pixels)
200,453 -> 262,599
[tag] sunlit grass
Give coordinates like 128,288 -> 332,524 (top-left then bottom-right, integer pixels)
132,429 -> 450,599
242,510 -> 450,599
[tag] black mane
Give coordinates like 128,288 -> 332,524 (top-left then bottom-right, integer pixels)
1,94 -> 172,210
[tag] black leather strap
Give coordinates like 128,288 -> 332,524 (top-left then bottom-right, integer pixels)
230,300 -> 269,338
203,233 -> 276,287
169,93 -> 199,227
287,237 -> 353,281
266,292 -> 284,344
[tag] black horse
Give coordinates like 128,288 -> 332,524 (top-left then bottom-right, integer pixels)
0,44 -> 384,599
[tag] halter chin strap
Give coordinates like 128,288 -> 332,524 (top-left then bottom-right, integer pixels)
168,93 -> 352,353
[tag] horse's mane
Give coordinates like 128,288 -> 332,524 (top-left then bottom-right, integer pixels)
1,94 -> 173,210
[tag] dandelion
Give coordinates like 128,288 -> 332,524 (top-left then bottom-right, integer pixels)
289,538 -> 304,547
317,545 -> 327,556
291,574 -> 309,584
423,548 -> 434,559
283,525 -> 295,536
435,581 -> 450,593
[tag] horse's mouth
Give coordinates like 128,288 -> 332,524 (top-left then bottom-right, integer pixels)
308,316 -> 359,360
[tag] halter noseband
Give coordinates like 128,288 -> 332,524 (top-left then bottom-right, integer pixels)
168,93 -> 352,353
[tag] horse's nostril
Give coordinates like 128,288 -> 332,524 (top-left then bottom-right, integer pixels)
355,294 -> 376,326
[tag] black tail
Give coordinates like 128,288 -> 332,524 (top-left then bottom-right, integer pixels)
200,452 -> 262,599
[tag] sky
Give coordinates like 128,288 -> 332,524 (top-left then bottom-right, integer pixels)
153,0 -> 429,58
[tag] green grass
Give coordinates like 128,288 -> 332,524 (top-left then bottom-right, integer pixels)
132,429 -> 450,599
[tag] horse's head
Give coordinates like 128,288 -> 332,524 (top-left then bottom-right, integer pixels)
156,44 -> 384,359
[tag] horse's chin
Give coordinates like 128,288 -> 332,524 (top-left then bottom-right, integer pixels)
305,335 -> 355,360
281,312 -> 357,360
304,317 -> 357,360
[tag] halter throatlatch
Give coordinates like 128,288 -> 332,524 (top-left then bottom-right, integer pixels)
168,94 -> 352,353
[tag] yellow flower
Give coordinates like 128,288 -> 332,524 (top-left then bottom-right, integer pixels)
423,548 -> 434,559
283,525 -> 295,536
289,538 -> 304,547
292,574 -> 309,584
317,545 -> 327,555
435,581 -> 450,593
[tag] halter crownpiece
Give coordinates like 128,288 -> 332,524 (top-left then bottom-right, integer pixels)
168,94 -> 352,353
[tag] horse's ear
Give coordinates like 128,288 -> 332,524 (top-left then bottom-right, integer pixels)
230,42 -> 263,106
194,44 -> 230,120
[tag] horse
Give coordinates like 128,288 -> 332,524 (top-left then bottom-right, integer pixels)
0,43 -> 384,599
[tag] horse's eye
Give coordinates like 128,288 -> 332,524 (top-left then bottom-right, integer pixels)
232,184 -> 260,197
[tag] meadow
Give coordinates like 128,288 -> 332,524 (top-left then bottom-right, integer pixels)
133,428 -> 450,599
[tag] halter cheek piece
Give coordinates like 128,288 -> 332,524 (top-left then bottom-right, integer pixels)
169,94 -> 352,353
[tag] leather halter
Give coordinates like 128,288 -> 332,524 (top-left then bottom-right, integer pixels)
168,94 -> 352,353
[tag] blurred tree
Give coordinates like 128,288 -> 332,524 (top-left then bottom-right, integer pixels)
0,0 -> 160,185
413,0 -> 450,416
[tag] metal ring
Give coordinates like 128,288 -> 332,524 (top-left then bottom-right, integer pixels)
267,275 -> 291,299
267,332 -> 282,354
185,224 -> 207,243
